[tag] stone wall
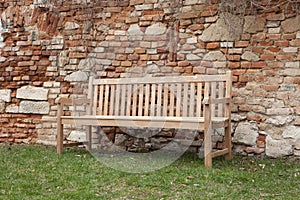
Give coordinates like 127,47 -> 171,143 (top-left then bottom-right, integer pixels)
0,0 -> 299,157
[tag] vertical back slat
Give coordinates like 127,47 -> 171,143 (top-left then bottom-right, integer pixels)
189,83 -> 195,117
176,84 -> 182,117
109,85 -> 115,115
132,84 -> 138,116
211,82 -> 216,117
120,84 -> 126,115
93,85 -> 98,115
138,84 -> 144,116
196,83 -> 202,117
98,85 -> 104,115
103,85 -> 109,115
144,84 -> 150,116
218,82 -> 224,117
169,84 -> 175,116
182,83 -> 188,117
157,84 -> 162,116
126,84 -> 132,116
163,84 -> 168,116
115,84 -> 121,115
150,84 -> 156,116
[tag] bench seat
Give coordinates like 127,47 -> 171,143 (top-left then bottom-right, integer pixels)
61,115 -> 230,130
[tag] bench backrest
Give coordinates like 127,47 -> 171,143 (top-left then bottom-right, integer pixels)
87,71 -> 232,118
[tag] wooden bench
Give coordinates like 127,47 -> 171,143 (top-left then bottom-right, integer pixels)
57,71 -> 232,168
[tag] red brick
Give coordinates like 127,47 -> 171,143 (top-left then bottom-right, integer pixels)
266,13 -> 285,21
121,61 -> 132,67
267,47 -> 280,53
252,62 -> 267,69
227,55 -> 240,61
251,47 -> 264,54
228,62 -> 240,69
261,85 -> 279,92
235,41 -> 249,47
275,40 -> 289,47
206,42 -> 219,49
267,62 -> 284,68
232,69 -> 246,75
261,54 -> 275,60
267,34 -> 281,40
188,24 -> 204,31
276,54 -> 294,61
259,41 -> 273,46
178,60 -> 189,67
282,33 -> 296,40
252,33 -> 266,40
241,62 -> 251,69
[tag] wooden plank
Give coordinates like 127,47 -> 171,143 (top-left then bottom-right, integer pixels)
103,85 -> 109,115
225,71 -> 232,161
211,82 -> 216,117
138,84 -> 144,116
98,85 -> 104,115
93,86 -> 98,115
218,82 -> 224,117
182,83 -> 188,117
212,148 -> 229,158
144,84 -> 150,116
120,84 -> 126,115
176,84 -> 182,117
189,83 -> 195,117
87,76 -> 94,116
126,84 -> 132,116
196,82 -> 202,117
56,103 -> 63,154
109,85 -> 115,115
115,84 -> 121,115
132,84 -> 138,116
163,84 -> 168,116
93,74 -> 229,85
150,84 -> 156,116
169,84 -> 175,116
157,84 -> 162,116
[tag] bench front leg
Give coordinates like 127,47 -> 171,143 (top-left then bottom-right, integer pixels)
204,99 -> 212,168
57,102 -> 64,154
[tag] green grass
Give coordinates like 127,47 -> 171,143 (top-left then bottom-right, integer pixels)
0,145 -> 299,200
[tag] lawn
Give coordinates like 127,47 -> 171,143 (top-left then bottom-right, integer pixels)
0,145 -> 299,200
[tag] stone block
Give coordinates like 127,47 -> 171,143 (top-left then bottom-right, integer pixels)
145,23 -> 166,35
0,89 -> 11,102
266,136 -> 293,157
64,22 -> 80,30
203,51 -> 226,61
19,101 -> 50,114
282,126 -> 300,140
244,16 -> 266,33
67,130 -> 86,143
5,104 -> 19,113
282,15 -> 300,33
64,71 -> 89,82
241,51 -> 260,61
16,86 -> 48,100
233,122 -> 259,146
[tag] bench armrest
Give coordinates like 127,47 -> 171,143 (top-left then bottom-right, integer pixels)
203,97 -> 231,105
57,97 -> 90,106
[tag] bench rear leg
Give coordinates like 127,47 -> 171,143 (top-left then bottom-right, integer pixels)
86,125 -> 92,151
57,123 -> 63,154
225,125 -> 232,160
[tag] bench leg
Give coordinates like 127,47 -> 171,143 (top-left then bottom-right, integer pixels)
204,126 -> 212,168
86,125 -> 92,151
225,125 -> 232,160
57,123 -> 63,154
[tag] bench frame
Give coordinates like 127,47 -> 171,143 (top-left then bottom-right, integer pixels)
57,71 -> 232,168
